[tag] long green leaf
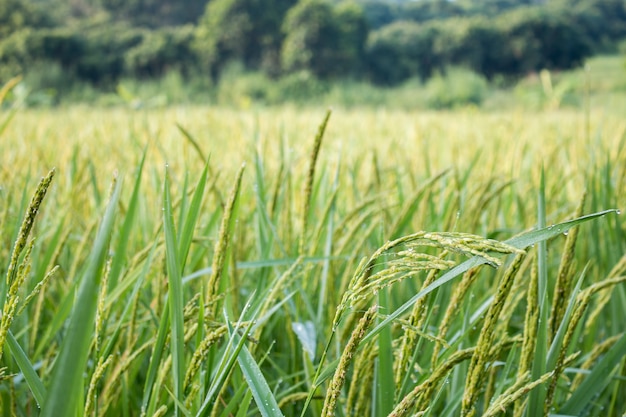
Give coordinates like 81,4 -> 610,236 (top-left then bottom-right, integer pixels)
41,177 -> 122,417
559,332 -> 626,414
163,169 -> 186,415
377,289 -> 394,416
232,326 -> 285,417
178,163 -> 209,270
6,330 -> 46,406
107,148 -> 146,291
526,168 -> 549,417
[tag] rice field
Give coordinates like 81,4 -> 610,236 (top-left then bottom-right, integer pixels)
0,104 -> 625,416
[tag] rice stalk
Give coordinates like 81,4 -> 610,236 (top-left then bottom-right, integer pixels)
544,275 -> 626,413
570,333 -> 622,391
513,259 -> 539,417
395,261 -> 446,387
483,370 -> 554,417
584,251 -> 626,333
549,192 -> 586,341
461,252 -> 526,417
184,325 -> 227,391
431,267 -> 480,369
390,347 -> 475,417
206,163 -> 245,318
321,304 -> 377,417
346,343 -> 377,416
300,110 -> 331,255
84,355 -> 113,416
0,239 -> 35,361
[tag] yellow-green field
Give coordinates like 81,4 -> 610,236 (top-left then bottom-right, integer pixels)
0,105 -> 624,416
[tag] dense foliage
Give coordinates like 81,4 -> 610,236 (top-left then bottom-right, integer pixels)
0,0 -> 625,94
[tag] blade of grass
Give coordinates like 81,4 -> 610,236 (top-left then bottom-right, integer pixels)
5,330 -> 46,406
559,332 -> 626,415
178,163 -> 209,270
377,289 -> 394,416
107,148 -> 147,291
142,303 -> 171,416
163,167 -> 186,416
41,176 -> 122,417
196,301 -> 257,417
526,167 -> 549,417
231,322 -> 285,417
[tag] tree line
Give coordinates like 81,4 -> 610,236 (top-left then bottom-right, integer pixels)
1,0 -> 625,89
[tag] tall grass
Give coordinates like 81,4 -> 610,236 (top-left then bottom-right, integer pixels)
0,100 -> 624,416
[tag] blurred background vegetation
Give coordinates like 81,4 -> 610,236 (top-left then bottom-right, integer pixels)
1,0 -> 626,109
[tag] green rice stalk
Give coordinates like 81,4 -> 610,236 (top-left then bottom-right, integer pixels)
337,221 -> 380,301
184,326 -> 227,391
570,333 -> 622,391
84,355 -> 113,416
95,258 -> 111,355
342,232 -> 522,317
468,180 -> 514,232
513,258 -> 539,417
391,348 -> 475,417
388,169 -> 450,238
483,370 -> 554,417
397,321 -> 450,347
300,110 -> 331,255
206,164 -> 245,318
334,205 -> 380,256
549,192 -> 586,341
163,168 -> 187,415
253,257 -> 304,341
67,219 -> 98,283
461,252 -> 526,417
100,340 -> 153,413
278,392 -> 310,409
0,238 -> 35,362
176,123 -> 210,164
483,363 -> 498,409
310,186 -> 339,256
395,263 -> 445,386
584,252 -> 626,332
431,267 -> 480,368
184,383 -> 200,410
494,255 -> 533,337
152,405 -> 168,417
346,343 -> 377,416
4,168 -> 54,288
333,194 -> 380,239
321,304 -> 377,417
269,158 -> 285,218
544,275 -> 626,412
17,265 -> 58,316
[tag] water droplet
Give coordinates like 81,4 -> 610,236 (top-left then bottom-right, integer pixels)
617,209 -> 621,215
563,231 -> 569,236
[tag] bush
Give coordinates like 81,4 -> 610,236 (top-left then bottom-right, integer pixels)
365,20 -> 445,85
425,67 -> 489,109
124,25 -> 197,78
281,0 -> 368,79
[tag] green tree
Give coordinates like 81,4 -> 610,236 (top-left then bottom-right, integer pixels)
0,0 -> 51,38
281,0 -> 368,79
95,0 -> 209,27
194,0 -> 296,77
365,20 -> 444,84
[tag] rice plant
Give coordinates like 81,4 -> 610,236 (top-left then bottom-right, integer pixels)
0,95 -> 624,416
